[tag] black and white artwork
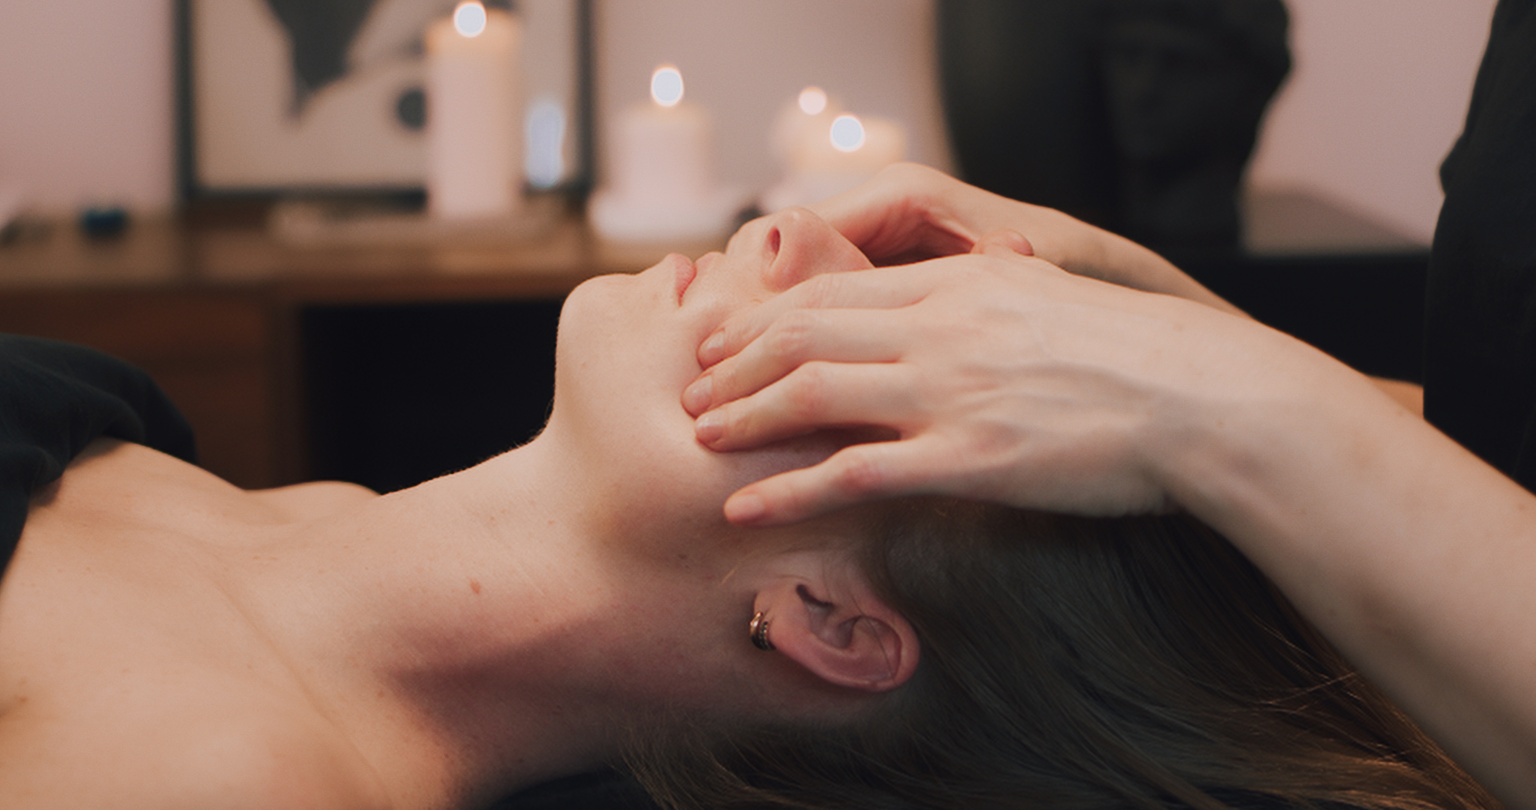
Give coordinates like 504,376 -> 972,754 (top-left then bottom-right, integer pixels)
184,0 -> 581,195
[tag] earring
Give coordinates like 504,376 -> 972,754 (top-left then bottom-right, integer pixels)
749,611 -> 775,651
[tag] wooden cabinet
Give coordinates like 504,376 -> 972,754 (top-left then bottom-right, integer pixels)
0,214 -> 664,490
0,289 -> 290,487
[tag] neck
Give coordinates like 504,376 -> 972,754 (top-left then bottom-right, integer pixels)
233,432 -> 674,808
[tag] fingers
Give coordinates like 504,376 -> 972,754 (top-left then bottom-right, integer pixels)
694,361 -> 921,451
696,265 -> 935,369
689,247 -> 1065,419
809,164 -> 978,263
684,308 -> 907,417
722,436 -> 955,525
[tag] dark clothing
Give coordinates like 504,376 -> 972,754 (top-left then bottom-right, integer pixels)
0,335 -> 196,579
1423,0 -> 1536,488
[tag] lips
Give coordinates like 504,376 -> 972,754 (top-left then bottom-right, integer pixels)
672,254 -> 699,304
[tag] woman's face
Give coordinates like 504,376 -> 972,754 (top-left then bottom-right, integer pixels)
546,209 -> 875,551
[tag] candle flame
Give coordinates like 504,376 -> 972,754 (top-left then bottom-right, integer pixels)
651,65 -> 685,108
830,114 -> 866,153
454,1 -> 487,37
798,87 -> 828,116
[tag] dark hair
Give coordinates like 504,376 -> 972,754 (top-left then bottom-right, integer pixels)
627,500 -> 1496,809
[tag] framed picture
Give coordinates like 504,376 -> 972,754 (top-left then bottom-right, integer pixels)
177,0 -> 589,199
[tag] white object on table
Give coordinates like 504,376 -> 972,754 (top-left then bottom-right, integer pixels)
590,65 -> 743,243
761,90 -> 908,213
769,86 -> 839,172
425,1 -> 524,220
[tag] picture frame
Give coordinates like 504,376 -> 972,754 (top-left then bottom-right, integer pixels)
176,0 -> 591,201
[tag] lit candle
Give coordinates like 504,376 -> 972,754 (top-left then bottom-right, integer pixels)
762,91 -> 909,212
827,113 -> 907,173
425,1 -> 523,219
770,86 -> 839,170
590,65 -> 740,242
612,66 -> 713,209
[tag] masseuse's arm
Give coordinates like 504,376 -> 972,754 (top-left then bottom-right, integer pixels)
685,242 -> 1536,806
807,164 -> 1423,413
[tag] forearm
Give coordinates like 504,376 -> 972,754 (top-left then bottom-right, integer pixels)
1158,341 -> 1536,805
1072,224 -> 1246,317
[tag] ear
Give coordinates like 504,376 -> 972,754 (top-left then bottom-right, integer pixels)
754,558 -> 919,693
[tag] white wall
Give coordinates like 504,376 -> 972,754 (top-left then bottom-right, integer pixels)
593,0 -> 952,196
1247,0 -> 1498,241
0,0 -> 1503,242
0,0 -> 176,214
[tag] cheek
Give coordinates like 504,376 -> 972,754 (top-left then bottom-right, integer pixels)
556,273 -> 710,396
592,437 -> 851,566
549,275 -> 846,547
550,278 -> 715,499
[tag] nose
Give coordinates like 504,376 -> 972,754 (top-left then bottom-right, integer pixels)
757,207 -> 874,292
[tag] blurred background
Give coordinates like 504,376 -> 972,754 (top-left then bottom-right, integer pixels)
0,0 -> 1495,238
0,0 -> 1502,492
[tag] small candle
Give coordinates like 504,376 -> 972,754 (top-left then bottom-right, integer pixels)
770,86 -> 839,169
828,114 -> 907,172
590,65 -> 740,242
608,66 -> 714,209
762,94 -> 909,212
425,2 -> 523,219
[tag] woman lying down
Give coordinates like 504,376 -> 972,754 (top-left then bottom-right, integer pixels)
0,209 -> 1494,809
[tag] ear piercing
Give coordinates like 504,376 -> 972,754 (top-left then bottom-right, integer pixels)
749,611 -> 775,651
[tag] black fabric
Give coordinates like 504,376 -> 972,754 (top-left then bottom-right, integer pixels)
1423,0 -> 1536,488
0,335 -> 196,579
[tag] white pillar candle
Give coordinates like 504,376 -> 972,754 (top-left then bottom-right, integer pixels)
770,86 -> 839,170
608,66 -> 713,208
590,65 -> 741,242
426,2 -> 523,219
762,106 -> 909,213
792,113 -> 907,176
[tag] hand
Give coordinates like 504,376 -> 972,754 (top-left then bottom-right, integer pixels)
685,231 -> 1282,525
809,163 -> 1243,315
806,162 -> 1063,266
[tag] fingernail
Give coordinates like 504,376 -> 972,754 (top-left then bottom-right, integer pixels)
682,375 -> 712,415
699,331 -> 725,364
695,411 -> 724,445
725,492 -> 766,524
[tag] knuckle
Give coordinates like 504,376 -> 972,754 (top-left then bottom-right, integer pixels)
720,404 -> 756,441
784,363 -> 833,418
716,401 -> 767,446
707,359 -> 741,397
833,448 -> 886,496
763,311 -> 819,362
797,272 -> 843,308
720,318 -> 756,352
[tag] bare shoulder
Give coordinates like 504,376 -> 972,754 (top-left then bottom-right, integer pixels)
0,702 -> 391,810
0,440 -> 393,808
18,437 -> 383,537
246,479 -> 381,522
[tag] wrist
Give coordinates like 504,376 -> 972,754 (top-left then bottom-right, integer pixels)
1139,320 -> 1367,542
